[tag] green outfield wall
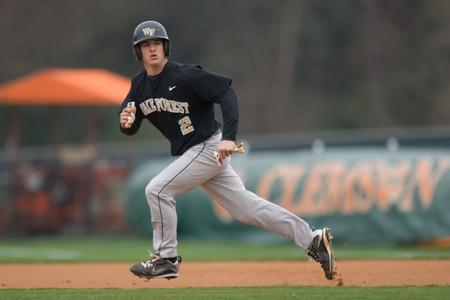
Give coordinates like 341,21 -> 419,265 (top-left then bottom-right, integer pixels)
125,148 -> 450,244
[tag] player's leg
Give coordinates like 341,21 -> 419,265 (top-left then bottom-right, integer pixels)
131,134 -> 223,279
201,164 -> 314,249
201,164 -> 335,280
145,146 -> 210,259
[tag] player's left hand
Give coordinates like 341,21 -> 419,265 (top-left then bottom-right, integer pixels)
216,140 -> 236,164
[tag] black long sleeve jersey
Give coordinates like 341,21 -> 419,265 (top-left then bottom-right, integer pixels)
119,61 -> 239,156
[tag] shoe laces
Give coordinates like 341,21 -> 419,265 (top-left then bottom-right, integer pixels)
141,251 -> 161,269
308,249 -> 321,262
307,235 -> 323,262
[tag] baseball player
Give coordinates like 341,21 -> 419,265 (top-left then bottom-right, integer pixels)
120,20 -> 335,280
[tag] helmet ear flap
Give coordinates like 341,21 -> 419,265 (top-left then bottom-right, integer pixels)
133,46 -> 142,61
163,40 -> 170,57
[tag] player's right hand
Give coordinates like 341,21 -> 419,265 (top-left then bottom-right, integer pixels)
120,107 -> 135,128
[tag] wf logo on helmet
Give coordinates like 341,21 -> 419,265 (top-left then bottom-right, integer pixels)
142,27 -> 155,36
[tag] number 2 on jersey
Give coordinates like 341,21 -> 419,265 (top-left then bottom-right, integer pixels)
178,116 -> 194,135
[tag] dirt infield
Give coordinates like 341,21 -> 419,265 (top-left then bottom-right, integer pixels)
1,260 -> 450,288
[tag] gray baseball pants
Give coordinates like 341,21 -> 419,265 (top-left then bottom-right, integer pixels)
145,131 -> 315,258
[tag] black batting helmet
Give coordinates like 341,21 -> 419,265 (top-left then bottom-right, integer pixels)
132,20 -> 170,61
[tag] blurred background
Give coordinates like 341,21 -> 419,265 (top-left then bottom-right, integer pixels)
0,0 -> 449,248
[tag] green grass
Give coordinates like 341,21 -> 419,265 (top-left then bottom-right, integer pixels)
0,286 -> 449,300
0,237 -> 449,262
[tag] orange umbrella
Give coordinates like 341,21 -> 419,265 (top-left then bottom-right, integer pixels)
0,68 -> 130,106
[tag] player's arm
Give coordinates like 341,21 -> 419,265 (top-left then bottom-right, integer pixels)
217,87 -> 239,160
219,87 -> 239,142
185,65 -> 238,155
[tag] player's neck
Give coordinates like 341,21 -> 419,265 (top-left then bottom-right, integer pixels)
145,58 -> 168,76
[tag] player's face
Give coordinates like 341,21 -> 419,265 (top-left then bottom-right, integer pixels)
140,39 -> 166,69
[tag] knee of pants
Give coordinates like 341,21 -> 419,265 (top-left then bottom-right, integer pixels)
145,179 -> 175,209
